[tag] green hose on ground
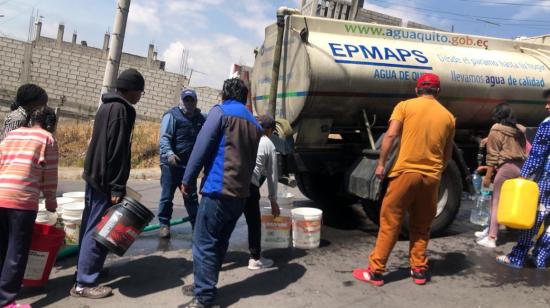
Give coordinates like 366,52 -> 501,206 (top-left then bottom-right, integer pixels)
55,216 -> 190,261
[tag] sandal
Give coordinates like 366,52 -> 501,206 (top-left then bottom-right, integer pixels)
496,255 -> 522,269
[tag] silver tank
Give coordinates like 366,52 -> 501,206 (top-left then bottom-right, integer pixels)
251,16 -> 550,129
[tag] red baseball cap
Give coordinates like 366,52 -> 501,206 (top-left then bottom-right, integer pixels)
416,73 -> 440,89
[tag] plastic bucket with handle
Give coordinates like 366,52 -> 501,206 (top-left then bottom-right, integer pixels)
93,197 -> 154,256
23,224 -> 65,286
261,207 -> 292,249
291,207 -> 323,249
61,202 -> 85,245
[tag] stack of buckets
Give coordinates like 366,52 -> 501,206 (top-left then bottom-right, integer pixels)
260,191 -> 324,249
60,192 -> 86,245
37,195 -> 85,245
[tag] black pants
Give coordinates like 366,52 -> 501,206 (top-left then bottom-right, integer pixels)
0,208 -> 37,306
244,184 -> 261,260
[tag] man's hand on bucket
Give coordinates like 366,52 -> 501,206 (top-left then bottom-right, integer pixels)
111,195 -> 121,205
270,199 -> 280,217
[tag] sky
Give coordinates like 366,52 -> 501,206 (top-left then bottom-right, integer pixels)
0,0 -> 549,89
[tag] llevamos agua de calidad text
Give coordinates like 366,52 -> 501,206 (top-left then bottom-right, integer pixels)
451,71 -> 545,88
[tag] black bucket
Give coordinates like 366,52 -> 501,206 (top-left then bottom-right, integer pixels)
93,197 -> 154,256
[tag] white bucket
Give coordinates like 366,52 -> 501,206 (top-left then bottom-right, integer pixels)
261,207 -> 291,249
62,191 -> 85,200
291,207 -> 323,249
62,202 -> 84,216
35,211 -> 57,226
62,218 -> 81,245
39,197 -> 75,211
56,197 -> 77,205
61,202 -> 85,245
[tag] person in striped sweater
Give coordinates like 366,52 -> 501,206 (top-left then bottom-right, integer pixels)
0,106 -> 58,308
0,84 -> 48,142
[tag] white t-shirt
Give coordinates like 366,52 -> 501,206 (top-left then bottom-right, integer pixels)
251,135 -> 278,200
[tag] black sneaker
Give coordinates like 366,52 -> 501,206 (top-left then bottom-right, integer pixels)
411,268 -> 428,285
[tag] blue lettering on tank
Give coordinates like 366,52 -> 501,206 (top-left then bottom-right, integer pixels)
328,42 -> 432,70
329,43 -> 347,57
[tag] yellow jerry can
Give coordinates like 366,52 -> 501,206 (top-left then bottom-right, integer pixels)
498,178 -> 539,229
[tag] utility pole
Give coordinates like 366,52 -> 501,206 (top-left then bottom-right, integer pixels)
99,0 -> 131,106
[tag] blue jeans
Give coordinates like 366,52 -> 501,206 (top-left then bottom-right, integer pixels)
193,195 -> 245,305
76,184 -> 111,287
0,208 -> 36,306
158,164 -> 198,228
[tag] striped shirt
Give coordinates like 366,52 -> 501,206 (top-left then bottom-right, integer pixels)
0,127 -> 58,212
0,107 -> 29,141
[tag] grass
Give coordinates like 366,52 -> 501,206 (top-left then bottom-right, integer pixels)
56,121 -> 160,168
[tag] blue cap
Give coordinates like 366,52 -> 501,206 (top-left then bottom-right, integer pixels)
180,89 -> 197,102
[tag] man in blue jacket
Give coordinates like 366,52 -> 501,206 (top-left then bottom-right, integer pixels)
180,79 -> 262,307
158,89 -> 205,238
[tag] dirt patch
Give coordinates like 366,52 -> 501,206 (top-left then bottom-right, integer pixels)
56,120 -> 160,169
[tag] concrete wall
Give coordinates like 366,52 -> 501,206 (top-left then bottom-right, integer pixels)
407,21 -> 442,31
0,31 -> 186,122
194,86 -> 221,113
299,1 -> 439,29
0,37 -> 27,116
355,9 -> 402,26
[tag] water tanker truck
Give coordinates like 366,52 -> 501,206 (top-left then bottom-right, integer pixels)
250,11 -> 550,234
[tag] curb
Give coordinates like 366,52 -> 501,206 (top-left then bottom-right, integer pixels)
59,167 -> 162,180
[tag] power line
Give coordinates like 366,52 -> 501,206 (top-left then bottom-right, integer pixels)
377,0 -> 550,23
371,3 -> 550,30
458,0 -> 550,8
0,0 -> 41,24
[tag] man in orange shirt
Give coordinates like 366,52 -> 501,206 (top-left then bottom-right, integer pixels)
353,73 -> 455,286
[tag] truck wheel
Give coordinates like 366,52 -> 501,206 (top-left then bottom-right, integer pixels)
295,172 -> 355,206
363,161 -> 462,236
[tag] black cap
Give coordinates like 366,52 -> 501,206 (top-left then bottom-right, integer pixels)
257,114 -> 276,129
116,68 -> 145,91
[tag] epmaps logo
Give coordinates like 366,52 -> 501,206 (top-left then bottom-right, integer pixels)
328,43 -> 432,70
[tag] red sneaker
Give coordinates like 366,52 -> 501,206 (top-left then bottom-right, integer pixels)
411,268 -> 428,285
352,267 -> 384,286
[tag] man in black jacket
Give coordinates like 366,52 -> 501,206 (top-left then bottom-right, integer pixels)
71,68 -> 144,299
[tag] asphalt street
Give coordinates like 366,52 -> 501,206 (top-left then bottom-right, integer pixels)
17,179 -> 550,308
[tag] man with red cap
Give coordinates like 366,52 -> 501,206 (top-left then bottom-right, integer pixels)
353,73 -> 455,286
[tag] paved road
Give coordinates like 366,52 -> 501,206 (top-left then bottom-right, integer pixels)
18,179 -> 550,308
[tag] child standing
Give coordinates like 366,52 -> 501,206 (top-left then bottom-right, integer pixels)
244,115 -> 280,270
0,106 -> 58,308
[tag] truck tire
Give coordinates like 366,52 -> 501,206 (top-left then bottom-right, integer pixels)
363,161 -> 462,236
295,172 -> 355,206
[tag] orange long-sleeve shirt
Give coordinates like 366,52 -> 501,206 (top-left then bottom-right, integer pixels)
0,127 -> 58,212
